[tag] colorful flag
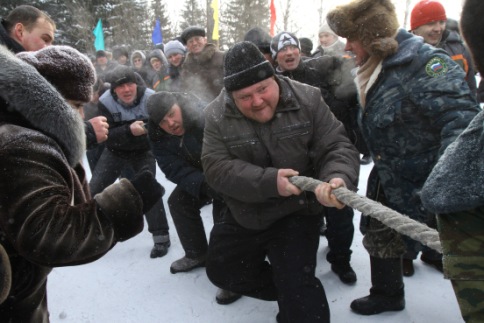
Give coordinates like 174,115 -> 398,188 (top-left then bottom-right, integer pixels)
270,0 -> 276,37
152,19 -> 163,45
211,0 -> 219,40
93,19 -> 105,51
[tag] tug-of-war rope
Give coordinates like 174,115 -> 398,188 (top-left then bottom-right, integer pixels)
289,176 -> 442,253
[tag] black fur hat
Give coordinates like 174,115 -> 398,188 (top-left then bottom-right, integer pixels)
106,65 -> 137,90
180,26 -> 206,45
17,45 -> 96,102
224,41 -> 275,92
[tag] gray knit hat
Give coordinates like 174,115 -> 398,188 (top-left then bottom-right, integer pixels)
164,40 -> 186,58
17,45 -> 96,102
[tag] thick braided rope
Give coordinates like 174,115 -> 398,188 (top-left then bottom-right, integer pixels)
289,176 -> 442,253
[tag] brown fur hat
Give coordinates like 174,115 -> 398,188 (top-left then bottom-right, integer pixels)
17,46 -> 96,102
326,0 -> 399,59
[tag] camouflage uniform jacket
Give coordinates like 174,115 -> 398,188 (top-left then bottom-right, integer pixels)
361,29 -> 480,223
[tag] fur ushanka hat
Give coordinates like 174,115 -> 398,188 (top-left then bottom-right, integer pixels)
326,0 -> 399,59
17,46 -> 96,102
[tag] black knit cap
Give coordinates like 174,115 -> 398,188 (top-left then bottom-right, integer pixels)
224,41 -> 275,92
180,26 -> 206,45
106,65 -> 137,89
147,91 -> 178,125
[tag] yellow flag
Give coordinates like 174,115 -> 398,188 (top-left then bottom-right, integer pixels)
211,0 -> 219,40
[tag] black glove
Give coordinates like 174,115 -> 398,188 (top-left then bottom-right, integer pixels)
200,181 -> 221,201
130,170 -> 164,213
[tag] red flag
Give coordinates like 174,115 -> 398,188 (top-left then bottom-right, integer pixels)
270,0 -> 276,36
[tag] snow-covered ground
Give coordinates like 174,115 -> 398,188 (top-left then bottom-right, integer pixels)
47,159 -> 463,323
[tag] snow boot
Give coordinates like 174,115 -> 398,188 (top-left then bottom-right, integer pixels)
170,255 -> 206,274
331,261 -> 357,284
215,288 -> 242,305
150,235 -> 171,258
351,256 -> 405,315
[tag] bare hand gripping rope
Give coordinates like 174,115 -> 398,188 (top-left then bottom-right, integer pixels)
289,176 -> 442,253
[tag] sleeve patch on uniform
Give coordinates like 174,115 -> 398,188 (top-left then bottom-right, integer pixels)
425,57 -> 448,77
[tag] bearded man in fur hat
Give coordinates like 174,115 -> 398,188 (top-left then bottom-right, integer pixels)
420,0 -> 484,321
0,45 -> 163,322
327,0 -> 481,316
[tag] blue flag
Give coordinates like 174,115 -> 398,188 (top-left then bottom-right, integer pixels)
93,19 -> 105,51
152,19 -> 163,45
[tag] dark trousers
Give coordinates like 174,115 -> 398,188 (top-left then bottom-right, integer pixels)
324,206 -> 354,264
89,149 -> 169,236
168,186 -> 223,258
207,211 -> 330,323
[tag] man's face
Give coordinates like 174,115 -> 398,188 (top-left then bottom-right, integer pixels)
96,56 -> 108,67
319,32 -> 338,47
276,45 -> 301,72
412,20 -> 446,46
133,57 -> 143,69
345,39 -> 370,67
159,103 -> 185,136
186,36 -> 207,55
232,77 -> 279,124
13,18 -> 54,51
117,55 -> 128,65
114,82 -> 137,105
167,53 -> 184,67
150,58 -> 163,71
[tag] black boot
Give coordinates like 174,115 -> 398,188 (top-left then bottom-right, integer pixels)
351,256 -> 405,315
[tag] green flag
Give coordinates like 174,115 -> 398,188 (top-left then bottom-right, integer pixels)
93,19 -> 105,51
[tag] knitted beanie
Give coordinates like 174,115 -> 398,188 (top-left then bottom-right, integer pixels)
180,26 -> 206,45
410,0 -> 447,30
270,31 -> 300,59
17,45 -> 96,102
327,0 -> 399,59
319,23 -> 337,36
147,91 -> 177,125
105,65 -> 137,89
224,41 -> 275,92
164,40 -> 186,58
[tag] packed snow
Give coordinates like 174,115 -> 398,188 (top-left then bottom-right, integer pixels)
47,158 -> 463,323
